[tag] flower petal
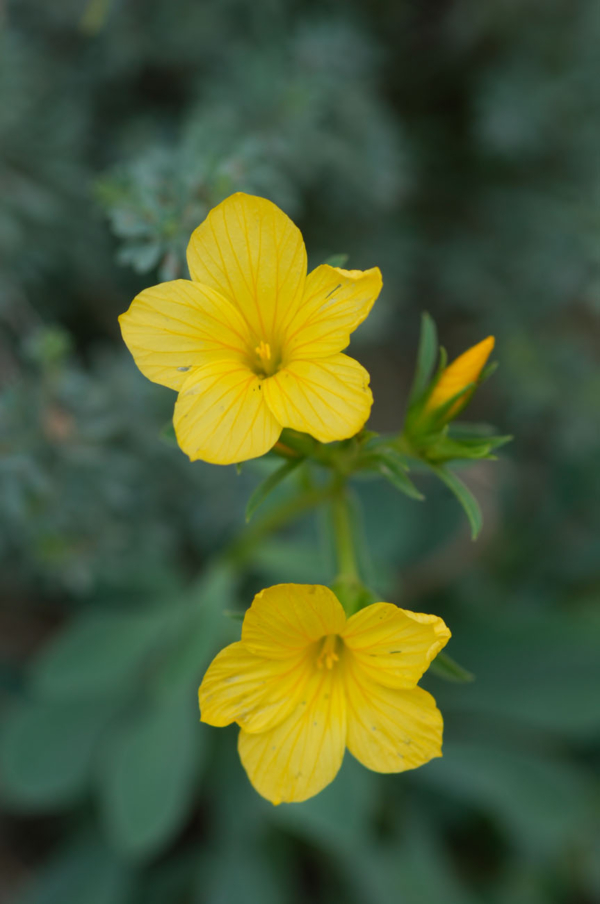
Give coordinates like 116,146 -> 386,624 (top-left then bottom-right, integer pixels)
199,642 -> 312,734
186,193 -> 307,343
242,584 -> 347,660
282,265 -> 382,360
173,360 -> 281,464
238,665 -> 346,804
342,603 -> 450,689
263,354 -> 373,443
343,655 -> 443,773
119,279 -> 253,391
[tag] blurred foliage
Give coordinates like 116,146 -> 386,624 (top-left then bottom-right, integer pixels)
1,1 -> 600,903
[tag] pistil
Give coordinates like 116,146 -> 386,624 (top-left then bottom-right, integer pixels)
253,340 -> 279,377
316,634 -> 340,670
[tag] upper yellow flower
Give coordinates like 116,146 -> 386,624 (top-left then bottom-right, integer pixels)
425,336 -> 495,418
119,193 -> 382,465
198,583 -> 450,805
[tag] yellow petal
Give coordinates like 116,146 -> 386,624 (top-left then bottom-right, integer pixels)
238,665 -> 346,804
263,354 -> 373,443
281,265 -> 382,360
242,584 -> 347,660
342,603 -> 450,689
173,360 -> 281,465
343,655 -> 443,773
119,279 -> 252,391
186,193 -> 307,343
426,336 -> 495,414
199,642 -> 312,734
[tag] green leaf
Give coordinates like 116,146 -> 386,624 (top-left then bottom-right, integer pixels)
245,458 -> 303,522
199,840 -> 288,904
434,611 -> 600,737
271,754 -> 376,852
1,700 -> 116,811
421,742 -> 590,853
428,651 -> 474,683
322,253 -> 349,268
32,610 -> 174,701
100,693 -> 202,859
408,313 -> 438,406
430,465 -> 483,539
375,450 -> 424,501
149,563 -> 237,700
15,835 -> 135,904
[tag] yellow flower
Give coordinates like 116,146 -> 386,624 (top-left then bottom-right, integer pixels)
198,584 -> 450,804
425,336 -> 495,418
119,193 -> 382,465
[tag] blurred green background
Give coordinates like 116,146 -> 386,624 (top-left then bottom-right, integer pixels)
1,1 -> 600,902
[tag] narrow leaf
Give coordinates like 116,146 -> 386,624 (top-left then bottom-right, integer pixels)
408,313 -> 438,406
245,458 -> 302,522
377,459 -> 424,501
429,651 -> 474,682
431,465 -> 483,539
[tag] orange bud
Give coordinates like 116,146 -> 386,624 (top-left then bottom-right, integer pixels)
425,336 -> 495,417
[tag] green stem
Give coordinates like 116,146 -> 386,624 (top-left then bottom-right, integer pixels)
329,485 -> 374,616
331,487 -> 360,584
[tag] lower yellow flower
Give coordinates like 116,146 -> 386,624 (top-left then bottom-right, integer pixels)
198,584 -> 450,804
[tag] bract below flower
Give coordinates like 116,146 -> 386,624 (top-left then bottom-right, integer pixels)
119,193 -> 382,465
198,584 -> 450,805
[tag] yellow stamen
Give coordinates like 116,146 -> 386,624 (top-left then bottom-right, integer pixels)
317,635 -> 340,670
255,340 -> 271,363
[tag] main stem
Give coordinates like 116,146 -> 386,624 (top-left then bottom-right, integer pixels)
331,483 -> 369,616
331,486 -> 360,584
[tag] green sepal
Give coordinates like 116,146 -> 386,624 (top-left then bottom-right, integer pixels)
245,458 -> 303,522
429,651 -> 474,682
407,313 -> 438,407
277,428 -> 319,458
159,421 -> 177,446
406,381 -> 476,441
425,432 -> 512,464
429,463 -> 483,540
329,577 -> 375,617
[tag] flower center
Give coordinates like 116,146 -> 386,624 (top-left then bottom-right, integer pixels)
316,634 -> 340,670
253,340 -> 280,378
